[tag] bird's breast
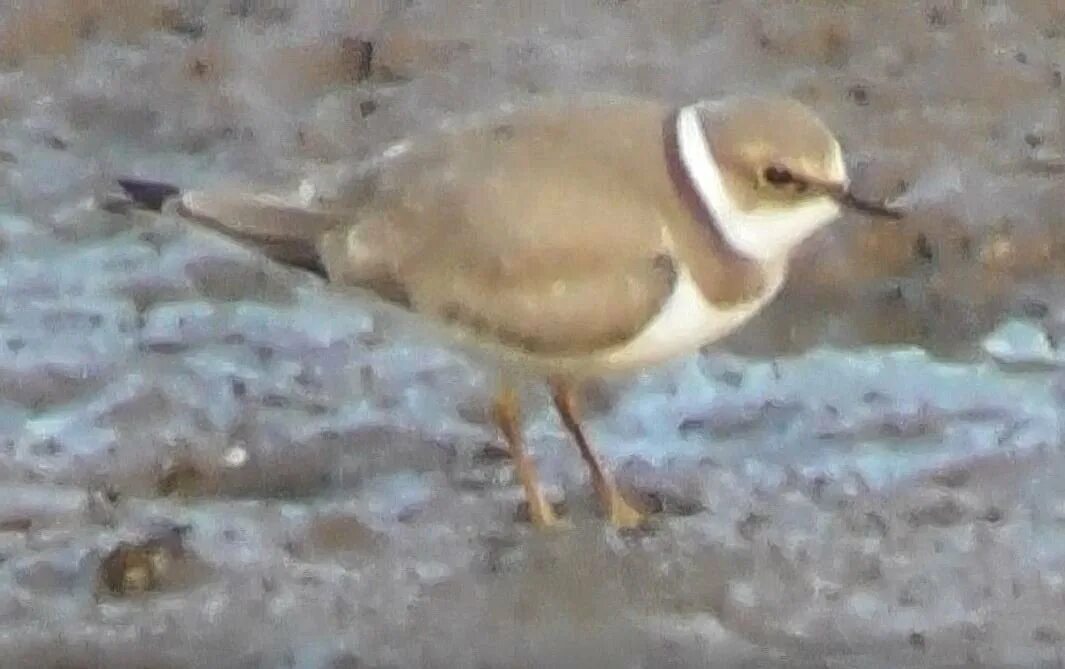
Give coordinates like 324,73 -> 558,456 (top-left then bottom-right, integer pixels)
596,257 -> 786,371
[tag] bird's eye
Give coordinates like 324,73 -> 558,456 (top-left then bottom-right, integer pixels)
763,166 -> 793,186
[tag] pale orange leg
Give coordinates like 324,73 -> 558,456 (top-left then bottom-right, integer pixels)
549,379 -> 645,529
492,384 -> 558,528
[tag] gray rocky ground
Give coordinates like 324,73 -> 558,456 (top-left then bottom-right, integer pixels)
3,1 -> 1065,667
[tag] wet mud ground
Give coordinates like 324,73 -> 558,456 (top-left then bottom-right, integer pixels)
3,1 -> 1065,667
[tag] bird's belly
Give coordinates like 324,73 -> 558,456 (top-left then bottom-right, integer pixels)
595,261 -> 784,372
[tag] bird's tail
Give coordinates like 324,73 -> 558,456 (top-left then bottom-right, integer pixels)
114,177 -> 343,277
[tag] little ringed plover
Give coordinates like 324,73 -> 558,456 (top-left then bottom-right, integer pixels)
113,94 -> 902,529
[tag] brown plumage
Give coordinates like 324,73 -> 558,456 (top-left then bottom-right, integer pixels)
125,97 -> 768,367
114,94 -> 901,529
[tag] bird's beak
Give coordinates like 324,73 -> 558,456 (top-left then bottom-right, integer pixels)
815,179 -> 904,220
831,188 -> 904,219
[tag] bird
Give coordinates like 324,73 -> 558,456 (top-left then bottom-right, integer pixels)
111,94 -> 902,530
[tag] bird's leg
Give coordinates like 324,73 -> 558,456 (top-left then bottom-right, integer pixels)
492,384 -> 558,528
549,379 -> 645,529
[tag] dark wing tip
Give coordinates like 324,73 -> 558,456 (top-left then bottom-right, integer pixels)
116,178 -> 182,212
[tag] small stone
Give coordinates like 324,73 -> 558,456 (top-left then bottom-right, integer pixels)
157,460 -> 210,497
97,526 -> 192,596
847,84 -> 870,106
340,37 -> 374,82
222,445 -> 248,468
931,468 -> 969,488
359,99 -> 378,118
0,518 -> 31,532
634,489 -> 706,517
982,319 -> 1059,365
1033,626 -> 1064,644
906,495 -> 965,528
737,512 -> 770,541
474,443 -> 511,463
301,513 -> 381,556
908,632 -> 927,651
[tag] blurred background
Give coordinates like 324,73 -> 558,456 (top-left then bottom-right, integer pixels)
1,1 -> 1065,667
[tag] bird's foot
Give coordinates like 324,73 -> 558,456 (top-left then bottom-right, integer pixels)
522,484 -> 562,529
599,484 -> 647,530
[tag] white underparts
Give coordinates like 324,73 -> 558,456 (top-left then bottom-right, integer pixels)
601,234 -> 785,370
675,104 -> 842,262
